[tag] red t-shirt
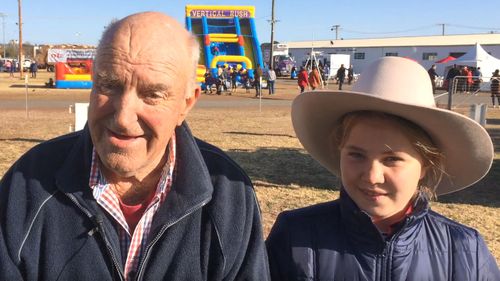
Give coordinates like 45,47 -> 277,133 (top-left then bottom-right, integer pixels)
118,192 -> 155,234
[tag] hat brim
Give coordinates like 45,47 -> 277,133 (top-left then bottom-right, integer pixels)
292,90 -> 494,195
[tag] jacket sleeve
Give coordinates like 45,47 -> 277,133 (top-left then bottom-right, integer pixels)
477,233 -> 500,280
0,168 -> 26,280
266,212 -> 292,281
230,191 -> 271,281
0,231 -> 24,280
205,168 -> 271,280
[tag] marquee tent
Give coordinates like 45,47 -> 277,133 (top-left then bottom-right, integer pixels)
435,55 -> 456,63
442,43 -> 500,77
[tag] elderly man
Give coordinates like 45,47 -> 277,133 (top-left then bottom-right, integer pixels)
0,12 -> 269,280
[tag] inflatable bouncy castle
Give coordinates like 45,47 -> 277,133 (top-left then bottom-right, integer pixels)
55,60 -> 93,89
185,5 -> 264,80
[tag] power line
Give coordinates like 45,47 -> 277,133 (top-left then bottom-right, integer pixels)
448,23 -> 500,31
342,24 -> 436,35
0,13 -> 6,58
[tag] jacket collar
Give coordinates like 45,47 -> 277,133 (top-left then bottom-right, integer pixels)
55,122 -> 214,231
339,188 -> 429,253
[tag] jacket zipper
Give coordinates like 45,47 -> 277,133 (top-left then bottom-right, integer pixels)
65,193 -> 126,281
380,217 -> 412,281
134,198 -> 210,281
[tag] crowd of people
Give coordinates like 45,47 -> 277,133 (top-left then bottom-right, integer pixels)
443,64 -> 483,94
203,63 -> 277,97
0,12 -> 499,280
0,59 -> 38,78
431,63 -> 500,108
295,62 -> 355,92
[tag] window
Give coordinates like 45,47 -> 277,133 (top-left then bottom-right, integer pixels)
354,52 -> 365,60
422,52 -> 438,61
385,52 -> 398,57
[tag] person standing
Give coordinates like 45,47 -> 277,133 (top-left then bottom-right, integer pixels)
266,57 -> 499,280
230,66 -> 238,94
30,61 -> 38,78
254,64 -> 263,97
465,66 -> 473,93
445,64 -> 460,94
428,64 -> 438,94
8,60 -> 15,77
308,65 -> 321,90
5,60 -> 12,77
347,64 -> 354,84
0,12 -> 270,281
336,64 -> 346,90
297,66 -> 309,93
491,69 -> 500,108
290,66 -> 297,79
322,64 -> 330,84
267,68 -> 277,95
472,67 -> 482,92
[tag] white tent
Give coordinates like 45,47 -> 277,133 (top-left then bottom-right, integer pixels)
442,43 -> 500,77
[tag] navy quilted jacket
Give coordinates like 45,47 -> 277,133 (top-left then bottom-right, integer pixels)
266,190 -> 500,280
0,123 -> 270,281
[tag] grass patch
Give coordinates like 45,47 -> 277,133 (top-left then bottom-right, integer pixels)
1,73 -> 499,264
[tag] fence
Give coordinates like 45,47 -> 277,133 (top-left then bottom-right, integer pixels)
443,75 -> 498,127
445,75 -> 497,109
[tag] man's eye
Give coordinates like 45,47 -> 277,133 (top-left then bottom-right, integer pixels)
142,92 -> 167,104
97,83 -> 120,95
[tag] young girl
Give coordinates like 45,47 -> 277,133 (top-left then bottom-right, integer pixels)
266,57 -> 500,280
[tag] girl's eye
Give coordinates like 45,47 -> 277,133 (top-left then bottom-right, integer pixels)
384,156 -> 403,164
347,152 -> 364,160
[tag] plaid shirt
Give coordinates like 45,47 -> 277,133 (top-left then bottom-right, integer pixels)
89,135 -> 176,280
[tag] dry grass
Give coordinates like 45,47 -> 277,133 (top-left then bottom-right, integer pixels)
0,71 -> 499,264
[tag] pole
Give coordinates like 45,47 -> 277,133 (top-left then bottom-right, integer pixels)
0,13 -> 6,59
331,25 -> 340,40
25,74 -> 29,118
18,0 -> 24,78
438,23 -> 445,36
269,0 -> 276,70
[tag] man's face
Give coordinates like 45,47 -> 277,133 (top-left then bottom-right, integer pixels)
88,15 -> 198,179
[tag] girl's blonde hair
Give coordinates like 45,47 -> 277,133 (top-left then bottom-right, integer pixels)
334,111 -> 445,200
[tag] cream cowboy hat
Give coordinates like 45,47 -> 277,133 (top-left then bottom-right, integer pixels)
292,56 -> 494,195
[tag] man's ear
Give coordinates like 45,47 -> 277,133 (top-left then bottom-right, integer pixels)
177,85 -> 201,126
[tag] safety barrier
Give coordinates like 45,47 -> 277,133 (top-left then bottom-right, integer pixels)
469,103 -> 487,126
445,75 -> 497,111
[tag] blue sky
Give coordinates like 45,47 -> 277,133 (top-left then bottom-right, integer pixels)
1,0 -> 499,46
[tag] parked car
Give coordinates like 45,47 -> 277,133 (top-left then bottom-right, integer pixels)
22,60 -> 31,72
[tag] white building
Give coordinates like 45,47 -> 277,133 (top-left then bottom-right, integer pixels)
285,34 -> 500,76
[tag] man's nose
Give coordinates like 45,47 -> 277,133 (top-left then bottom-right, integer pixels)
114,89 -> 139,127
362,161 -> 385,185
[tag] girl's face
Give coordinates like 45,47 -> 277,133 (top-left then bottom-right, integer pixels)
339,118 -> 427,222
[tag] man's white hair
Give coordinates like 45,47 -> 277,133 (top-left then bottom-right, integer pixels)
95,18 -> 200,98
185,33 -> 200,98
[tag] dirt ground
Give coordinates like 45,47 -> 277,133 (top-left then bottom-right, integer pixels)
1,70 -> 499,264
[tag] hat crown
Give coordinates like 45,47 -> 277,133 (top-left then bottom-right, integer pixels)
353,57 -> 436,107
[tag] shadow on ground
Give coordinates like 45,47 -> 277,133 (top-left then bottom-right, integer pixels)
486,127 -> 500,152
227,147 -> 338,190
225,131 -> 295,138
487,118 -> 500,125
0,138 -> 45,143
10,84 -> 51,89
439,159 -> 500,207
228,147 -> 499,208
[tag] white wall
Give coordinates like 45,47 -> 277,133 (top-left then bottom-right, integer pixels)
288,45 -> 500,76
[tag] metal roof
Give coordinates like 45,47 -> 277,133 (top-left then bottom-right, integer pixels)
285,34 -> 500,49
